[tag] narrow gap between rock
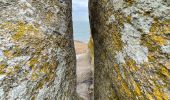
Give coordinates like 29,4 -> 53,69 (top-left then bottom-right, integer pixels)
72,0 -> 94,100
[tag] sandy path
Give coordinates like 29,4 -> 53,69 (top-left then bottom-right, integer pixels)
76,53 -> 93,100
74,40 -> 93,100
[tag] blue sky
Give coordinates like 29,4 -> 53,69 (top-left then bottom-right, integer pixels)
72,0 -> 89,22
72,0 -> 90,42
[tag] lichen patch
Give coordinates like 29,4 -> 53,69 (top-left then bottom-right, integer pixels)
0,87 -> 4,98
116,23 -> 149,64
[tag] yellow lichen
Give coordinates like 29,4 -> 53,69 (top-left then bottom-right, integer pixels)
146,93 -> 154,100
151,35 -> 166,45
0,64 -> 6,74
160,67 -> 170,78
0,22 -> 42,41
152,87 -> 168,100
141,34 -> 162,53
45,11 -> 54,22
153,88 -> 163,100
148,53 -> 157,62
14,65 -> 20,72
12,22 -> 27,40
6,67 -> 14,76
161,20 -> 170,34
124,0 -> 135,5
107,13 -> 125,51
125,59 -> 139,71
13,46 -> 22,57
122,83 -> 132,97
88,37 -> 94,64
126,15 -> 132,23
0,22 -> 16,30
114,64 -> 122,80
132,81 -> 141,95
29,58 -> 39,68
31,73 -> 39,81
149,20 -> 170,34
3,50 -> 13,58
40,62 -> 51,74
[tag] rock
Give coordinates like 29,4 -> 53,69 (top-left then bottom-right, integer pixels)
0,0 -> 78,99
89,0 -> 170,99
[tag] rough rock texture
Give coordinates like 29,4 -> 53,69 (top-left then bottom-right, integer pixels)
0,0 -> 78,99
89,0 -> 170,99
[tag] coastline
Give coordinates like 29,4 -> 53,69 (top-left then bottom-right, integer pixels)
74,40 -> 88,55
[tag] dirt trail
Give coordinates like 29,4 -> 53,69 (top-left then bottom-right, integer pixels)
76,53 -> 93,100
74,41 -> 93,100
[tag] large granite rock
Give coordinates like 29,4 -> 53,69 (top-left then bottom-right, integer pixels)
0,0 -> 78,99
89,0 -> 170,99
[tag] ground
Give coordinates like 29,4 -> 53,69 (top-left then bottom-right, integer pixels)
74,41 -> 94,100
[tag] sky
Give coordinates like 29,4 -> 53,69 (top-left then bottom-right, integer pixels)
72,0 -> 90,42
72,0 -> 89,22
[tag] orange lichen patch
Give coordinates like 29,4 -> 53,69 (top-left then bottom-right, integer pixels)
151,35 -> 167,45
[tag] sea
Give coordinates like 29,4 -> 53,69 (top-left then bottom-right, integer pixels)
72,0 -> 90,43
73,20 -> 90,43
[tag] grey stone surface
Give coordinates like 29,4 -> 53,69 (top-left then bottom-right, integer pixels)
0,0 -> 78,99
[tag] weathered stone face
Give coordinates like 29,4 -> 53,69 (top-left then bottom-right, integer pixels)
89,0 -> 170,99
0,0 -> 77,99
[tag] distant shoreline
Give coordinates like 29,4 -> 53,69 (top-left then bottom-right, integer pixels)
74,40 -> 88,55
